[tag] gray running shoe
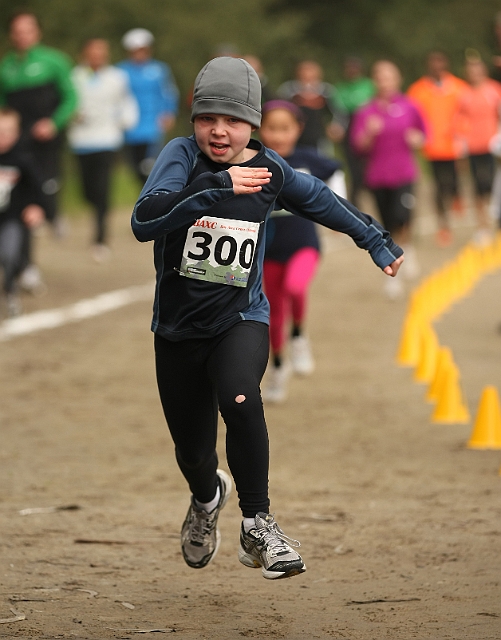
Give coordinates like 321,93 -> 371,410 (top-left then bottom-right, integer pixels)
238,512 -> 306,580
180,469 -> 232,569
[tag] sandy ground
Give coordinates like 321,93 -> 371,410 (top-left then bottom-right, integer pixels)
1,192 -> 501,640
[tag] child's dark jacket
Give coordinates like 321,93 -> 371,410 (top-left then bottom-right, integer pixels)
132,135 -> 402,341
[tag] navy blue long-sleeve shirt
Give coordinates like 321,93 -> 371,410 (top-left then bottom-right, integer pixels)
131,135 -> 402,341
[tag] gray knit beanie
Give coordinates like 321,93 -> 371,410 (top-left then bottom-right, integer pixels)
191,57 -> 262,128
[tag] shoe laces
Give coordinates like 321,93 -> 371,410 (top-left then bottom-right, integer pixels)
188,506 -> 218,545
255,514 -> 300,558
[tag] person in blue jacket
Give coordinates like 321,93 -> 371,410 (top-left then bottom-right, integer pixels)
131,57 -> 403,580
118,28 -> 179,184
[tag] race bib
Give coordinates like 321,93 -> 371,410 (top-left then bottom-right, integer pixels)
0,167 -> 20,211
180,216 -> 260,287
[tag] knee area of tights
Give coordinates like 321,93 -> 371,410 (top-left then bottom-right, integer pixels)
219,390 -> 260,413
176,452 -> 212,470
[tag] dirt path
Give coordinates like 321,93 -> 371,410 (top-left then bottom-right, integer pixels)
1,203 -> 500,640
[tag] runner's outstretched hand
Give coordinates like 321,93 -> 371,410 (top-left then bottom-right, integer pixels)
383,255 -> 404,277
227,167 -> 271,195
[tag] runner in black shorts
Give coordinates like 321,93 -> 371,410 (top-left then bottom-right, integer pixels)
470,153 -> 494,196
457,57 -> 501,242
372,183 -> 414,236
430,159 -> 459,219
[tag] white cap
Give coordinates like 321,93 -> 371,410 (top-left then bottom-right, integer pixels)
122,28 -> 154,51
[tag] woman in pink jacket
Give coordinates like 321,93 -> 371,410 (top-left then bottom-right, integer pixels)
351,60 -> 426,299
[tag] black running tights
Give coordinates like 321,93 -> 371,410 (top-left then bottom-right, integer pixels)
76,151 -> 115,244
154,321 -> 270,518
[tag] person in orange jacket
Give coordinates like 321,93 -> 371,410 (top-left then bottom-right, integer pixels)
407,51 -> 467,246
457,56 -> 501,244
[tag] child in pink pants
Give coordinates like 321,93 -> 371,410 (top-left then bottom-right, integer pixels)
259,100 -> 346,402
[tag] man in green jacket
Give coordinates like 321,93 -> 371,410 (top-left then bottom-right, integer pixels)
333,56 -> 375,208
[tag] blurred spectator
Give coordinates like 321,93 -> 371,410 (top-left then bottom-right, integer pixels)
118,29 -> 179,185
0,10 -> 77,292
333,56 -> 375,206
457,56 -> 501,244
278,59 -> 347,154
352,60 -> 425,299
243,55 -> 275,103
68,39 -> 138,262
407,51 -> 467,247
0,108 -> 46,317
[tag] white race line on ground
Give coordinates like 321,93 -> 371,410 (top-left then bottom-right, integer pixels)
0,283 -> 154,342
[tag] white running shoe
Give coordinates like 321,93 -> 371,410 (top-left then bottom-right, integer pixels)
262,363 -> 291,403
180,469 -> 232,569
238,512 -> 306,580
18,265 -> 47,296
290,335 -> 314,375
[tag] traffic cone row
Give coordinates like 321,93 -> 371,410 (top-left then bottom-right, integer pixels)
398,234 -> 501,331
395,233 -> 501,469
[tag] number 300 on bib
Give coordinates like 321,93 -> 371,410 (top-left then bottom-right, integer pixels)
179,216 -> 260,287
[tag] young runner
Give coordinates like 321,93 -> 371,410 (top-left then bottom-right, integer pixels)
131,57 -> 403,580
0,11 -> 76,226
259,99 -> 346,402
0,11 -> 77,291
0,108 -> 46,317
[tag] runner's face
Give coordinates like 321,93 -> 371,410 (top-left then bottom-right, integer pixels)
194,115 -> 253,164
0,116 -> 20,153
83,39 -> 109,70
130,47 -> 151,63
465,61 -> 486,85
297,61 -> 322,86
10,15 -> 41,52
372,62 -> 401,99
259,109 -> 302,158
427,53 -> 448,78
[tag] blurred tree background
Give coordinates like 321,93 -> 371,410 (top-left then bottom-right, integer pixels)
1,0 -> 500,121
0,0 -> 499,208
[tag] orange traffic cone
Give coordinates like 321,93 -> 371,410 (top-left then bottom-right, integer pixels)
467,386 -> 501,449
426,346 -> 453,403
414,324 -> 439,384
396,313 -> 422,367
431,365 -> 470,424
